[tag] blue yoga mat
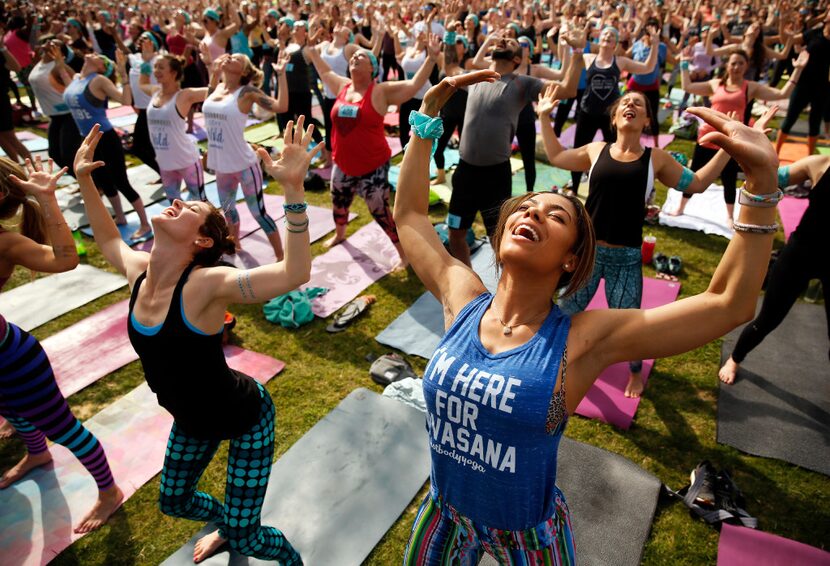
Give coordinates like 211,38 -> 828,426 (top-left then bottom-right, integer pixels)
376,243 -> 498,359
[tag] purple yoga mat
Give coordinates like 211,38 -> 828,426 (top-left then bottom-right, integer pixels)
718,524 -> 830,566
105,105 -> 136,119
558,124 -> 674,149
778,196 -> 808,242
303,222 -> 400,318
0,347 -> 284,566
574,277 -> 682,429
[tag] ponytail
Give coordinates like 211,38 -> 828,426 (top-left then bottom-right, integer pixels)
0,158 -> 49,244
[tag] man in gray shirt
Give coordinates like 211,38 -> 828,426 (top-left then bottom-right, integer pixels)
448,36 -> 582,265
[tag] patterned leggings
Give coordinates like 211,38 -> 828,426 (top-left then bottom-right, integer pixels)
403,490 -> 575,566
0,323 -> 114,490
560,245 -> 644,373
331,162 -> 399,243
216,165 -> 278,234
158,383 -> 300,564
160,161 -> 206,203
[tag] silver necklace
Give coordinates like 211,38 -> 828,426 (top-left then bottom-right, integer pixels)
492,304 -> 550,336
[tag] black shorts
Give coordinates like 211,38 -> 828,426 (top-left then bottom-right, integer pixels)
448,159 -> 512,235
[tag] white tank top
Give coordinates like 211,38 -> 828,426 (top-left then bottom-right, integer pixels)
203,87 -> 257,174
129,53 -> 158,110
147,91 -> 201,171
28,61 -> 71,116
401,49 -> 430,99
320,44 -> 349,98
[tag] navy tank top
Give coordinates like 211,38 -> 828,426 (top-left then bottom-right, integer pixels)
127,264 -> 260,440
580,56 -> 620,114
422,292 -> 570,530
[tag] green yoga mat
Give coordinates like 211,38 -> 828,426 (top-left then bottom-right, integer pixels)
244,121 -> 281,144
817,147 -> 830,156
512,163 -> 573,196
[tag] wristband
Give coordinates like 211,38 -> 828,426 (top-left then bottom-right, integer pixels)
676,166 -> 694,192
777,165 -> 790,188
408,111 -> 444,156
738,188 -> 783,208
679,60 -> 690,71
283,201 -> 309,214
732,221 -> 779,234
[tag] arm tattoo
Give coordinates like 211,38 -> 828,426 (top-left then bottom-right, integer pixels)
54,245 -> 77,258
257,95 -> 276,111
236,271 -> 256,299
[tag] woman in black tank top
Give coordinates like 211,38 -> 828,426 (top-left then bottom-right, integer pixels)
568,25 -> 662,192
539,89 -> 733,397
76,119 -> 322,564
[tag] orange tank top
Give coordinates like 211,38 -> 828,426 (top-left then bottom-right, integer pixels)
698,81 -> 748,150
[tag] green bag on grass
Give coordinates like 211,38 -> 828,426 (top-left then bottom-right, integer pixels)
263,287 -> 328,329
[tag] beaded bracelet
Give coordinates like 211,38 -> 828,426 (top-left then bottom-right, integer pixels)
283,201 -> 308,214
732,221 -> 779,234
738,188 -> 783,208
408,111 -> 444,156
286,225 -> 309,233
679,60 -> 690,71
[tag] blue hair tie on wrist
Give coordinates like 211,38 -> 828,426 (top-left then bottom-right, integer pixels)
408,111 -> 444,156
679,60 -> 690,71
777,165 -> 790,188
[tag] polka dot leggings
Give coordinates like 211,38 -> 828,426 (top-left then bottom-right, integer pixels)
158,383 -> 301,564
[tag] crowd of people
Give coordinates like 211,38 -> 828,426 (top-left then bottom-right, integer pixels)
0,0 -> 827,563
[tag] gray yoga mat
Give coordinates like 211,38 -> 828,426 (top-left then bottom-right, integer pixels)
481,437 -> 662,566
718,299 -> 830,476
162,388 -> 431,566
376,243 -> 498,359
0,264 -> 127,331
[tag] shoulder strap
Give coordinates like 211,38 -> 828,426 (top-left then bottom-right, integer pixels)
128,272 -> 148,311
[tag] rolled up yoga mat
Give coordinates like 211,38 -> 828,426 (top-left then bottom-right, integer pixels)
718,299 -> 830,476
162,388 -> 431,566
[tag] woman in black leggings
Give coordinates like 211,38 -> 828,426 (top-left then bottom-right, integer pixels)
432,35 -> 467,186
719,154 -> 830,383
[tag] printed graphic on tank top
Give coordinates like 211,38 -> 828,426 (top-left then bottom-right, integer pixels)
581,57 -> 621,113
63,74 -> 112,135
422,293 -> 571,530
203,88 -> 257,173
148,92 -> 200,171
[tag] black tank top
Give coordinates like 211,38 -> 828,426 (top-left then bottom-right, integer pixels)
127,264 -> 260,440
585,144 -> 652,248
792,166 -> 829,244
580,56 -> 620,114
285,46 -> 310,93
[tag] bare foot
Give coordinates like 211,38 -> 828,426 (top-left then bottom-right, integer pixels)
130,225 -> 153,241
323,234 -> 346,248
718,357 -> 740,384
391,258 -> 409,272
0,451 -> 53,488
431,172 -> 446,185
0,420 -> 15,439
115,216 -> 128,226
74,484 -> 124,534
726,217 -> 734,230
665,208 -> 684,217
624,372 -> 645,398
193,530 -> 228,563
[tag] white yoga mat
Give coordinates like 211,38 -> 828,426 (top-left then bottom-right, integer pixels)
659,185 -> 741,239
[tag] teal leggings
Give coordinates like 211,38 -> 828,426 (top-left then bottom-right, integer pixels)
158,383 -> 300,564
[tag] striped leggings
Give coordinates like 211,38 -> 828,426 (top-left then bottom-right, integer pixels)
158,383 -> 300,564
0,323 -> 114,490
560,245 -> 644,373
216,165 -> 278,234
160,161 -> 206,204
403,489 -> 576,565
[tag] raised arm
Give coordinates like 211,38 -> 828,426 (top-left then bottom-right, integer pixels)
0,158 -> 78,273
209,117 -> 322,304
75,125 -> 149,282
780,154 -> 830,187
239,52 -> 289,114
91,51 -> 132,106
679,52 -> 716,96
393,72 -> 499,324
566,106 -> 781,407
653,142 -> 730,193
377,35 -> 440,107
749,50 -> 808,101
537,83 -> 601,171
617,28 -> 660,74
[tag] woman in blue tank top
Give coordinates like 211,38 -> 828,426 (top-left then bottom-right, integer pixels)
395,72 -> 783,564
75,117 -> 323,564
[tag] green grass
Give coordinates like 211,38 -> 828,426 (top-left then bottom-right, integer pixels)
2,133 -> 828,566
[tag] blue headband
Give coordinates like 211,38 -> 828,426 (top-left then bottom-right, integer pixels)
141,32 -> 159,51
602,26 -> 620,43
203,8 -> 221,22
67,18 -> 83,29
100,56 -> 115,78
362,49 -> 379,78
99,10 -> 112,23
465,14 -> 479,26
178,10 -> 192,24
518,35 -> 533,48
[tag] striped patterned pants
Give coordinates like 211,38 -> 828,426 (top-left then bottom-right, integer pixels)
0,323 -> 114,490
157,383 -> 300,564
404,489 -> 576,566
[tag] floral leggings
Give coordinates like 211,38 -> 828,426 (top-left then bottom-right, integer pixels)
216,164 -> 278,234
160,161 -> 206,203
331,162 -> 399,243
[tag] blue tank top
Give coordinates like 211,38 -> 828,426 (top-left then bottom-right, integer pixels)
63,74 -> 112,135
422,292 -> 570,530
230,31 -> 254,58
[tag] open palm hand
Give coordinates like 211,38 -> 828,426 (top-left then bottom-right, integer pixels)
9,156 -> 68,198
258,116 -> 323,190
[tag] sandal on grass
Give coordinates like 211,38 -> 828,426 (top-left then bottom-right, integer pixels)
668,256 -> 683,276
656,272 -> 679,282
653,253 -> 670,273
326,295 -> 376,333
369,353 -> 418,386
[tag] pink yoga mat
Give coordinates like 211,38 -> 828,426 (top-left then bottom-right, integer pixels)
718,524 -> 830,566
387,136 -> 403,157
0,347 -> 284,566
574,277 -> 682,429
105,106 -> 136,119
558,124 -> 674,149
303,222 -> 400,318
384,112 -> 400,127
778,196 -> 809,242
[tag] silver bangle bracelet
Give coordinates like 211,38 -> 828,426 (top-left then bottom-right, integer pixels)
732,221 -> 779,234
